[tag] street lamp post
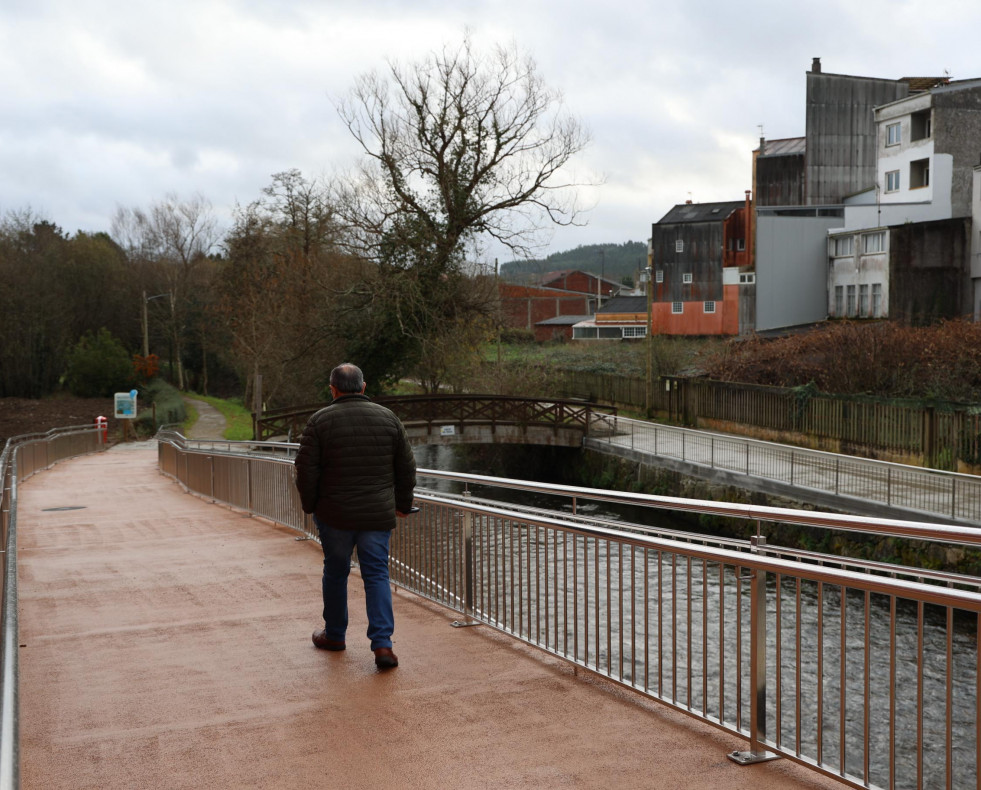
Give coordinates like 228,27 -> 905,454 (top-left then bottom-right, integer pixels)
142,291 -> 171,360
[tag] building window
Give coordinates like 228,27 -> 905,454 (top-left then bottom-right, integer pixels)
622,326 -> 647,338
703,301 -> 716,314
886,122 -> 901,146
675,240 -> 684,253
846,285 -> 856,317
910,158 -> 930,188
736,239 -> 745,251
739,273 -> 756,284
911,110 -> 931,141
682,273 -> 693,284
872,283 -> 882,317
671,302 -> 683,314
859,284 -> 869,317
655,269 -> 664,283
864,232 -> 885,253
834,285 -> 843,316
885,170 -> 900,193
833,236 -> 853,257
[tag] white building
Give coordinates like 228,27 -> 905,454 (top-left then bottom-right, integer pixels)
827,79 -> 981,321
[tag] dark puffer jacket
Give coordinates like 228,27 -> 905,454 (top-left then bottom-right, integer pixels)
293,394 -> 416,531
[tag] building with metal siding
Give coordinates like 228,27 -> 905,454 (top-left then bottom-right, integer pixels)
753,137 -> 805,208
644,199 -> 751,336
804,59 -> 913,206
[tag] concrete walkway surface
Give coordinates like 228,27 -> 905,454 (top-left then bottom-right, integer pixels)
16,446 -> 848,790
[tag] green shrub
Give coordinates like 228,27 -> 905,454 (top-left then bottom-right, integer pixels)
135,378 -> 187,434
499,328 -> 536,345
65,329 -> 134,398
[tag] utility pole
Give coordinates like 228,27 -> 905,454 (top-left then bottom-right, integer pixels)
646,248 -> 654,418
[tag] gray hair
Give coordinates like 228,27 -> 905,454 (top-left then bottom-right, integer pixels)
329,363 -> 364,394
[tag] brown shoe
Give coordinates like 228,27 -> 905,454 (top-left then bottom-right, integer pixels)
312,629 -> 345,651
373,647 -> 398,668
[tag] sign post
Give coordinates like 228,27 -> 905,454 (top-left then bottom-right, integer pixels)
114,389 -> 139,441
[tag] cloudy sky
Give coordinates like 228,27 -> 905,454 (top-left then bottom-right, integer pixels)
3,0 -> 980,263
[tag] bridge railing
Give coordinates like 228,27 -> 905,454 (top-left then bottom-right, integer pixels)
0,425 -> 106,790
589,414 -> 981,527
159,433 -> 981,790
254,395 -> 617,441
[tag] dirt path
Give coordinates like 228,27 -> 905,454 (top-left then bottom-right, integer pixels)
182,397 -> 228,439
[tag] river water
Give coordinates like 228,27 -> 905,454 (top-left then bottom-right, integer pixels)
412,444 -> 979,790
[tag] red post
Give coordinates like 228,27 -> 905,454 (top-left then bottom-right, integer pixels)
96,416 -> 108,444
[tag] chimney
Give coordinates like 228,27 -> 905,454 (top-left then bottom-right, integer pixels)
811,57 -> 821,73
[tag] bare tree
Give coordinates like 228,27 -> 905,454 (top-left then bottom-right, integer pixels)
112,193 -> 220,390
333,37 -> 591,387
335,37 -> 592,264
216,172 -> 349,407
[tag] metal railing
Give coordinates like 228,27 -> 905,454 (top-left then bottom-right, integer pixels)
588,414 -> 981,527
0,425 -> 106,790
159,433 -> 981,790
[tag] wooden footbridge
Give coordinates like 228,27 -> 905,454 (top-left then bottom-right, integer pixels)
254,394 -> 617,448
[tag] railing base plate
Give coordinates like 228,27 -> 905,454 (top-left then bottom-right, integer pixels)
727,749 -> 780,765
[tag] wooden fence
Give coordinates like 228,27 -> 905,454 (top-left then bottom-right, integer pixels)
554,371 -> 981,471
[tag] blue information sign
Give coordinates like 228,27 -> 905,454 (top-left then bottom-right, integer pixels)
114,390 -> 138,419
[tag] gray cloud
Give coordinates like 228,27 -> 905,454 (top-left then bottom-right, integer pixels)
2,0 -> 979,257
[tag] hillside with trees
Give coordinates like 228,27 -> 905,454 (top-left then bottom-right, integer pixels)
500,241 -> 648,285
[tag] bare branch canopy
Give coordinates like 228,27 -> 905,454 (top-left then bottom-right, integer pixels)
334,37 -> 594,266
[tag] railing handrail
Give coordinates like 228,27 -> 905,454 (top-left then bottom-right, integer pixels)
0,424 -> 105,790
416,492 -> 981,612
611,413 -> 979,482
163,433 -> 981,552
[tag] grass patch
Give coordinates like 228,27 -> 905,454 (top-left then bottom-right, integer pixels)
482,338 -> 721,378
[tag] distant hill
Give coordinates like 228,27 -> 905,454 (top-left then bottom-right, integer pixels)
500,242 -> 647,285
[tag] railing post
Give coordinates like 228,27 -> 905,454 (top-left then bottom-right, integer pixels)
452,491 -> 479,628
729,535 -> 779,766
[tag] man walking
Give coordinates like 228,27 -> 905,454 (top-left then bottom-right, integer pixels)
294,363 -> 417,669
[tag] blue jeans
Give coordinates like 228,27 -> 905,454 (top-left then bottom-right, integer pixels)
315,516 -> 394,651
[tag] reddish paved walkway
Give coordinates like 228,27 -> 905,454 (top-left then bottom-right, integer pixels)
16,445 -> 847,789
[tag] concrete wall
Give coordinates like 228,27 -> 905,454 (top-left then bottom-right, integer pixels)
973,167 -> 981,319
932,84 -> 981,218
755,213 -> 842,330
889,217 -> 972,323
